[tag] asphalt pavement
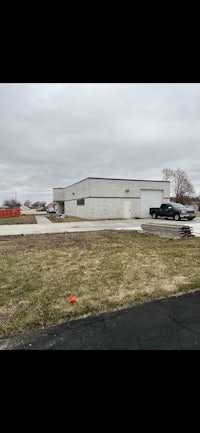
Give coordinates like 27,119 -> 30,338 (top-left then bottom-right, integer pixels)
1,289 -> 200,350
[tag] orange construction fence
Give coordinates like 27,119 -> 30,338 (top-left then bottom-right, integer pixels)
0,208 -> 21,218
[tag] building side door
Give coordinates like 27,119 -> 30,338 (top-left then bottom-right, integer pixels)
123,200 -> 131,218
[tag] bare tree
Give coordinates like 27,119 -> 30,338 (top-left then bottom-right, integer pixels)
195,195 -> 200,210
32,201 -> 46,209
162,168 -> 195,204
3,199 -> 22,209
24,200 -> 31,208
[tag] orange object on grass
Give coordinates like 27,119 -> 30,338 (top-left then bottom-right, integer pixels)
68,295 -> 76,303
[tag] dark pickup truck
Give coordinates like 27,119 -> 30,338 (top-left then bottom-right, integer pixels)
149,203 -> 196,221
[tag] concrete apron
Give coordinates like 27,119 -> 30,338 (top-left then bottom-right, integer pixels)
35,215 -> 53,225
0,218 -> 199,237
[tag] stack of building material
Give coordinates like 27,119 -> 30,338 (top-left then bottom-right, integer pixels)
141,223 -> 194,239
179,226 -> 194,237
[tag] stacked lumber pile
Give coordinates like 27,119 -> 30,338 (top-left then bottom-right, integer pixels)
141,223 -> 194,239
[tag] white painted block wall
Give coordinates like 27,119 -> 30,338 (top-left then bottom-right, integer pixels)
54,178 -> 170,219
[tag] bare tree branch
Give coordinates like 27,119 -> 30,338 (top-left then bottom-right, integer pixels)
3,199 -> 22,209
162,168 -> 195,204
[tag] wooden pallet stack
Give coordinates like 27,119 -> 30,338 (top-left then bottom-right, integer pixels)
141,223 -> 194,239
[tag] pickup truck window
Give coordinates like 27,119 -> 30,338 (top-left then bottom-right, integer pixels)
161,204 -> 170,209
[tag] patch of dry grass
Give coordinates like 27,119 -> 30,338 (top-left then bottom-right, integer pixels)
0,215 -> 37,225
46,215 -> 88,223
0,231 -> 200,338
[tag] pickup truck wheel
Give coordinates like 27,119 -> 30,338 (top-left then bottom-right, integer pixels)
152,213 -> 157,219
174,213 -> 180,221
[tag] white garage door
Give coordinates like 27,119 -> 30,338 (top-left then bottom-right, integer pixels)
140,190 -> 164,218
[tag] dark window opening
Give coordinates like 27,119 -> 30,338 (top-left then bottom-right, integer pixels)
77,199 -> 85,206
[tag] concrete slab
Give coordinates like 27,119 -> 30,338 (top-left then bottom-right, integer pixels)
35,215 -> 53,224
0,217 -> 199,236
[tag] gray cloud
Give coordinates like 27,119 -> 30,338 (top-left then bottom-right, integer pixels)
0,83 -> 200,205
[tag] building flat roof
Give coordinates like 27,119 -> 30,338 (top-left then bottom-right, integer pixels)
53,177 -> 170,189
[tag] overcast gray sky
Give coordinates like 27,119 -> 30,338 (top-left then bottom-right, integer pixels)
0,83 -> 199,205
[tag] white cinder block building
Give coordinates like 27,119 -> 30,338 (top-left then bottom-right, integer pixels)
53,177 -> 170,219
